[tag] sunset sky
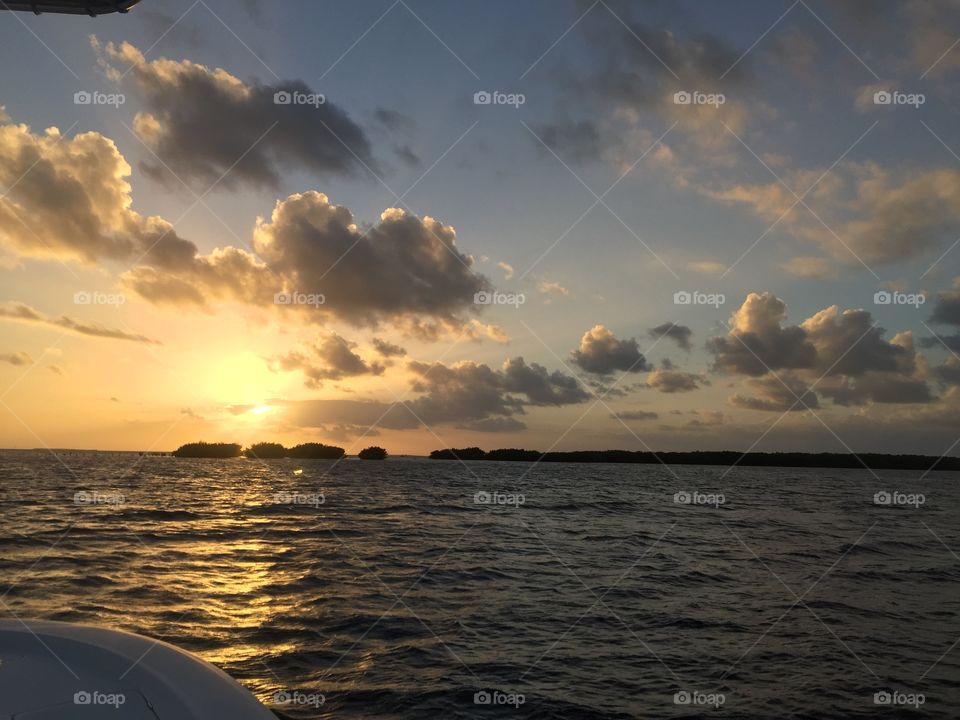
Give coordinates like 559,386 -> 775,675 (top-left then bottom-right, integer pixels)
2,0 -> 960,455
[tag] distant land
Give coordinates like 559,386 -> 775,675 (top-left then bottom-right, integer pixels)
171,442 -> 387,459
429,448 -> 960,472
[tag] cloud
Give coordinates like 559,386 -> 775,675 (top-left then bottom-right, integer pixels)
646,367 -> 702,393
99,40 -> 375,189
929,282 -> 960,326
711,165 -> 960,266
648,322 -> 692,351
537,280 -> 570,297
934,357 -> 960,385
730,374 -> 820,412
498,261 -> 514,280
0,302 -> 160,344
686,261 -> 727,275
124,191 -> 492,331
0,119 -> 196,267
707,293 -> 816,376
500,357 -> 590,405
371,338 -> 407,358
571,325 -> 650,375
251,358 -> 581,437
271,333 -> 385,388
0,351 -> 32,366
709,292 -> 935,407
610,409 -> 658,421
782,256 -> 837,279
397,356 -> 588,430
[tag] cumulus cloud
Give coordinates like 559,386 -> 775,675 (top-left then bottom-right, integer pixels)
271,333 -> 385,388
122,191 -> 492,331
571,325 -> 650,375
707,293 -> 816,376
537,280 -> 570,298
498,261 -> 515,280
648,322 -> 692,351
0,302 -> 160,344
98,40 -> 375,189
709,292 -> 935,408
646,367 -> 702,393
0,351 -> 32,366
0,120 -> 196,266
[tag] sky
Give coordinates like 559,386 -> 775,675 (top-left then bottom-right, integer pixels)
1,0 -> 960,456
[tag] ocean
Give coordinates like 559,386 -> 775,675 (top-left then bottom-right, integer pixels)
1,450 -> 957,718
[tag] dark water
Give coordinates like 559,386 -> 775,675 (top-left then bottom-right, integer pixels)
1,450 -> 958,718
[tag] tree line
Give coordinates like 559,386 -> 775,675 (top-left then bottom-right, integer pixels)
173,442 -> 387,460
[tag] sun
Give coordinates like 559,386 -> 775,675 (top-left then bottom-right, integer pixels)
251,405 -> 272,415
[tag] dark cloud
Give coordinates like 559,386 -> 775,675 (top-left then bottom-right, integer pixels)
648,322 -> 692,351
611,409 -> 658,421
281,356 -> 588,433
99,40 -> 375,189
934,357 -> 960,385
0,351 -> 32,366
707,293 -> 816,376
501,356 -> 590,405
0,302 -> 160,344
571,325 -> 650,375
125,191 -> 491,330
534,121 -> 602,164
271,333 -> 385,389
709,293 -> 935,408
374,108 -> 416,134
730,375 -> 820,412
646,367 -> 702,393
930,286 -> 960,326
393,144 -> 421,168
372,338 -> 407,358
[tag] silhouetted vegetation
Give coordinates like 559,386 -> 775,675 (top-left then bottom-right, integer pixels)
428,447 -> 486,461
358,446 -> 388,460
429,448 -> 960,471
244,442 -> 287,459
287,443 -> 345,459
173,442 -> 242,458
173,441 -> 345,459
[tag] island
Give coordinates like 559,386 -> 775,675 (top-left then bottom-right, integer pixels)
358,446 -> 388,460
173,441 -> 345,459
172,442 -> 242,458
429,448 -> 960,471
